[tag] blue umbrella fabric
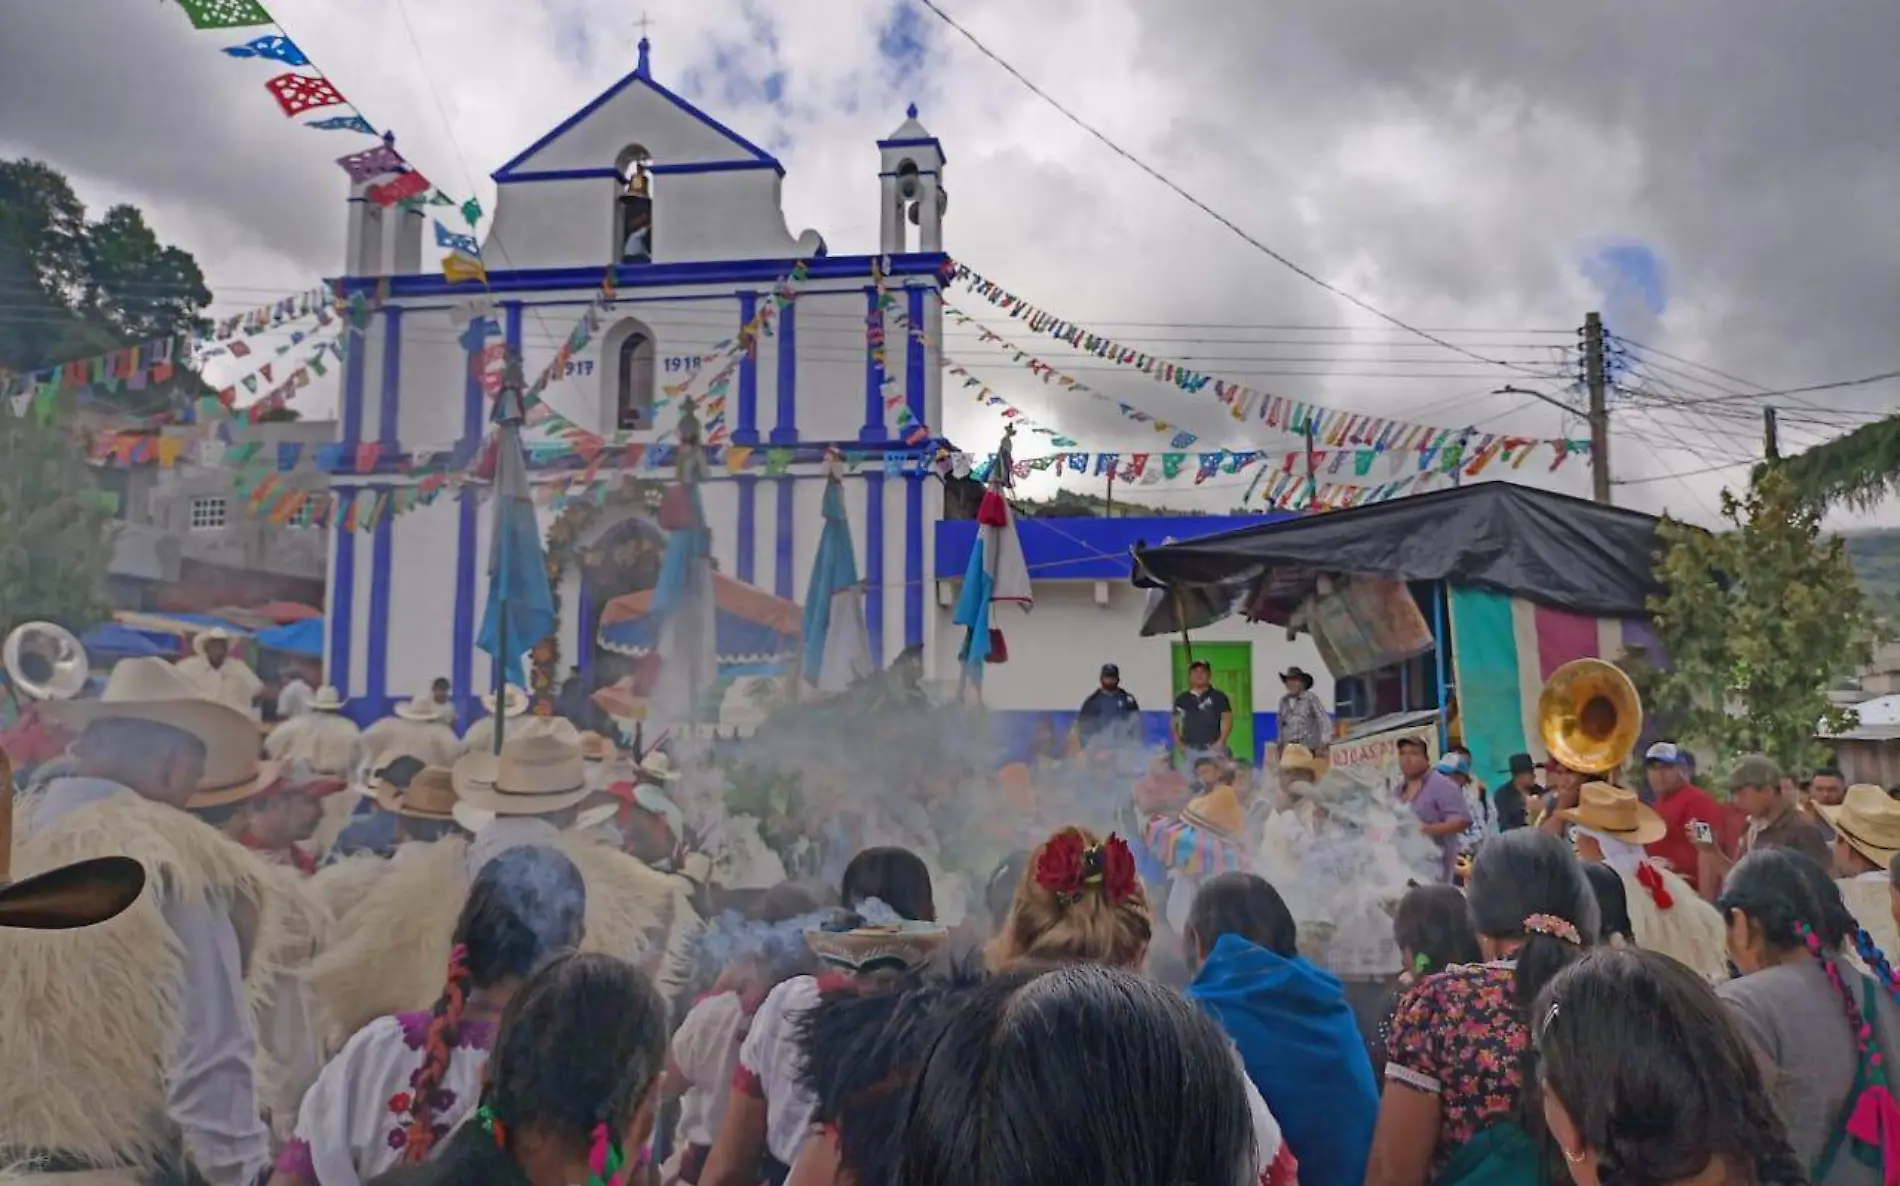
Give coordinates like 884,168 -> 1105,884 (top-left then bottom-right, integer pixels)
475,380 -> 555,695
80,622 -> 172,659
254,618 -> 324,658
648,479 -> 717,724
801,477 -> 870,690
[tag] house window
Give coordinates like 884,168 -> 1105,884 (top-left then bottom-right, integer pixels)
617,330 -> 657,429
616,145 -> 654,264
189,495 -> 228,531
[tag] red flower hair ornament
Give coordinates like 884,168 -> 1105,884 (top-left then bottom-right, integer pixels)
1034,832 -> 1140,905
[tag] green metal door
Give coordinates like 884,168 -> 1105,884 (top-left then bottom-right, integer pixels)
1172,641 -> 1255,762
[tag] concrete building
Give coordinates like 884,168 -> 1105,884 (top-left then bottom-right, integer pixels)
100,419 -> 333,611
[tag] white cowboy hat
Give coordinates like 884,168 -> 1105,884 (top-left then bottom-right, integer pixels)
480,685 -> 530,719
638,750 -> 681,783
451,798 -> 619,835
191,626 -> 238,657
45,657 -> 275,803
394,696 -> 446,723
578,731 -> 616,763
452,732 -> 590,817
308,685 -> 347,713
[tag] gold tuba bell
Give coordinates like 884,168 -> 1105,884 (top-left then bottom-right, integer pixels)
1538,658 -> 1643,776
3,621 -> 90,703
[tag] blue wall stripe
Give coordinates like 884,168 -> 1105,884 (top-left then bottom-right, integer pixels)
904,473 -> 923,649
865,473 -> 885,667
735,476 -> 757,583
905,286 -> 925,430
377,306 -> 403,444
859,286 -> 884,442
733,290 -> 760,446
365,487 -> 394,715
774,477 -> 795,599
770,300 -> 798,444
328,524 -> 354,696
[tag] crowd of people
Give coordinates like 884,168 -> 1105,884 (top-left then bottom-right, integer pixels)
3,639 -> 1900,1186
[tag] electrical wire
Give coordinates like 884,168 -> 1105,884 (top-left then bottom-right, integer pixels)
913,0 -> 1560,380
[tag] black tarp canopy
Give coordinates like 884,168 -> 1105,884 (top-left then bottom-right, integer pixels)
1130,483 -> 1668,624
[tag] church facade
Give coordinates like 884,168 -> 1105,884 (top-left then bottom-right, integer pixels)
323,39 -> 950,726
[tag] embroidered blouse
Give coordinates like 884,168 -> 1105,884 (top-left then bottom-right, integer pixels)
274,1010 -> 496,1186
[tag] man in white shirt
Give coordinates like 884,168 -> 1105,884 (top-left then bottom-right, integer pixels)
0,657 -> 278,1186
275,665 -> 315,721
174,628 -> 264,721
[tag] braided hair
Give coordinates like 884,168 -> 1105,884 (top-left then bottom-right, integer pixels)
398,844 -> 587,1162
1534,948 -> 1806,1186
480,952 -> 669,1164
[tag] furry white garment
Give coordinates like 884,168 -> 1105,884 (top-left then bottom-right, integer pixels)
265,713 -> 362,776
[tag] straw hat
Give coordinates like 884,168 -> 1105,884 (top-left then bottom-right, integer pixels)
1559,782 -> 1667,846
307,685 -> 347,713
480,685 -> 530,719
1278,743 -> 1324,777
452,732 -> 590,817
1819,784 -> 1900,868
191,626 -> 237,656
451,798 -> 620,836
578,731 -> 616,763
394,693 -> 447,723
374,765 -> 460,820
1183,784 -> 1245,839
802,918 -> 949,974
638,750 -> 681,784
44,657 -> 276,806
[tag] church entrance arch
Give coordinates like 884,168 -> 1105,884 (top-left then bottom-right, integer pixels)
537,479 -> 666,721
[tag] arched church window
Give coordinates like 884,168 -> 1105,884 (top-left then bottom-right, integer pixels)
616,145 -> 654,265
616,328 -> 656,429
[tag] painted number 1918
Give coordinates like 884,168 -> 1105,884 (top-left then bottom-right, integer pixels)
664,356 -> 703,373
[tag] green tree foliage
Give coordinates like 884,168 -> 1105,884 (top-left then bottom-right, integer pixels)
1637,467 -> 1877,771
0,159 -> 214,639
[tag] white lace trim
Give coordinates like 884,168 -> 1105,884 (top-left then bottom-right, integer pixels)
1384,1062 -> 1442,1094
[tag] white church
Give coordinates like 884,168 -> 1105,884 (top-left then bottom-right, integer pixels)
321,38 -> 1325,760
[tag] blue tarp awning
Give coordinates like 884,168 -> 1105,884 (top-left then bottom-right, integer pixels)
255,618 -> 324,657
80,623 -> 175,659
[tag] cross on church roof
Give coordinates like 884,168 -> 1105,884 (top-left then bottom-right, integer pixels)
635,11 -> 655,37
635,12 -> 656,76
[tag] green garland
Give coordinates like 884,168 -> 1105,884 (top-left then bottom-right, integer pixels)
532,478 -> 666,713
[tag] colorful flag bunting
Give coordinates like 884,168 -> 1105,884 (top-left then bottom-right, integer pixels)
221,33 -> 307,65
434,222 -> 480,256
367,171 -> 429,206
442,251 -> 487,285
337,144 -> 405,183
175,0 -> 274,30
263,72 -> 347,116
305,113 -> 375,134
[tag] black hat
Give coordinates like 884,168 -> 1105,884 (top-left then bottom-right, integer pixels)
1100,663 -> 1120,677
1279,667 -> 1314,689
1507,753 -> 1541,776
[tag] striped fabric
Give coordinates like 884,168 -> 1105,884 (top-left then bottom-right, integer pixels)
1448,587 -> 1660,786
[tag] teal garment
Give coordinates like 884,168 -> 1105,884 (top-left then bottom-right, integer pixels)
1189,933 -> 1379,1186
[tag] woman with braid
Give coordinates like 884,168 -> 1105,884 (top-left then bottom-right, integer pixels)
1717,848 -> 1900,1186
272,845 -> 587,1186
368,952 -> 670,1186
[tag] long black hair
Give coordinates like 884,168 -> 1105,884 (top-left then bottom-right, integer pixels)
1466,828 -> 1598,1019
370,954 -> 667,1186
840,846 -> 936,922
1535,948 -> 1806,1186
1185,872 -> 1298,960
1581,862 -> 1634,946
400,845 -> 587,1161
895,963 -> 1259,1186
1391,883 -> 1482,977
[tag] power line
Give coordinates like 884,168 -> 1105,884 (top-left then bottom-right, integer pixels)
914,0 -> 1558,379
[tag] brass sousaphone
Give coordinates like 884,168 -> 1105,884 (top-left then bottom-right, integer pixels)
1538,657 -> 1643,776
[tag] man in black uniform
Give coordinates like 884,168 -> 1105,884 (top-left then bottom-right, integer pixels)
1171,659 -> 1233,766
1075,663 -> 1142,751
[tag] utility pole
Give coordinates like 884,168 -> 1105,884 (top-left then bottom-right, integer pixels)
1763,406 -> 1780,462
1583,311 -> 1610,504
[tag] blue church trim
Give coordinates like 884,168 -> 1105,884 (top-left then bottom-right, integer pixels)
859,286 -> 885,442
734,290 -> 760,445
904,473 -> 923,649
735,476 -> 757,583
865,473 -> 885,667
365,486 -> 394,716
377,306 -> 403,444
904,286 -> 926,429
340,319 -> 367,443
490,51 -> 782,181
343,252 -> 948,301
770,301 -> 798,445
877,136 -> 946,163
774,478 -> 795,599
496,160 -> 783,185
328,526 -> 354,696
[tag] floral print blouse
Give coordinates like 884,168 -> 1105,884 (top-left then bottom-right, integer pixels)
1383,962 -> 1527,1175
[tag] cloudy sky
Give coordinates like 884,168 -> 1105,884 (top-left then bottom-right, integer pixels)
4,0 -> 1896,526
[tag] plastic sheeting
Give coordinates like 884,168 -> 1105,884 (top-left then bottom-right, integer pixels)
1131,483 -> 1667,622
